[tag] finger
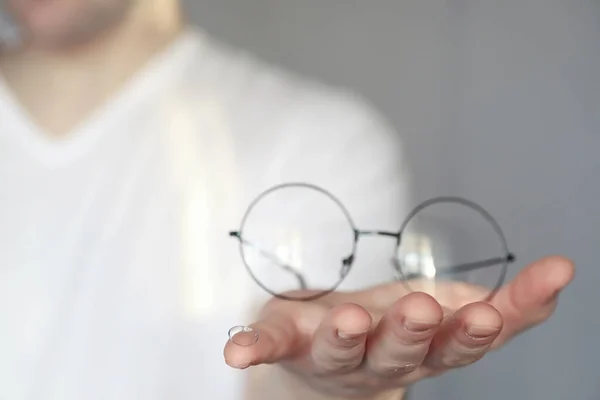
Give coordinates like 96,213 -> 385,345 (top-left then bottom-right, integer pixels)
224,313 -> 301,369
423,302 -> 502,370
491,256 -> 575,347
310,303 -> 373,375
365,292 -> 444,378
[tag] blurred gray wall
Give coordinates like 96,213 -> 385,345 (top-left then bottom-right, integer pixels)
182,1 -> 600,399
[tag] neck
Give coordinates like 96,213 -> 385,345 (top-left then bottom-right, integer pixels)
0,0 -> 184,137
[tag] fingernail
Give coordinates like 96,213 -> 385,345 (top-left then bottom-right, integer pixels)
466,325 -> 500,339
402,318 -> 437,333
393,364 -> 418,373
337,329 -> 367,340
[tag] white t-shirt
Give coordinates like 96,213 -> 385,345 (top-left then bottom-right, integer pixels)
0,29 -> 410,399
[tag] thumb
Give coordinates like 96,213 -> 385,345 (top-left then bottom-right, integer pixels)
490,255 -> 575,347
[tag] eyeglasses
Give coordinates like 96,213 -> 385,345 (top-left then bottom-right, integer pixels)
229,182 -> 515,302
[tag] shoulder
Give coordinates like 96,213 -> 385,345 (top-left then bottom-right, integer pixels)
182,30 -> 411,217
185,29 -> 400,149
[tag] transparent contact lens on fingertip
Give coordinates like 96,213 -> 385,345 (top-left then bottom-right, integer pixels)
228,325 -> 260,346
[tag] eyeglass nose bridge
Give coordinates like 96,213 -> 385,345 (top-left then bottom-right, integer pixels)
339,229 -> 402,279
339,229 -> 403,279
354,229 -> 402,244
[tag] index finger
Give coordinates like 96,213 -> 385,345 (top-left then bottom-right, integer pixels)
224,313 -> 302,369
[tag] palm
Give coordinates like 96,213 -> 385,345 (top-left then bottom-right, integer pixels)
225,256 -> 574,398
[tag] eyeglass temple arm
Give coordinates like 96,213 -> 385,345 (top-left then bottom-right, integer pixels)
399,253 -> 516,279
229,232 -> 308,290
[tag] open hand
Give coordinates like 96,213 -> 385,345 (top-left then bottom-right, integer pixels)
224,256 -> 574,399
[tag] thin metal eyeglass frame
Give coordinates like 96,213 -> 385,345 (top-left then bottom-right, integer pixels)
229,182 -> 515,302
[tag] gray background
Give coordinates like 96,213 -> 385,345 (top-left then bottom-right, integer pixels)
183,1 -> 600,399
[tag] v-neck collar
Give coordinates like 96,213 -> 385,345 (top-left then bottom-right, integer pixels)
0,28 -> 204,167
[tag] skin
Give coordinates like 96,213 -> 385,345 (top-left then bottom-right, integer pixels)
0,2 -> 576,399
4,0 -> 133,49
224,256 -> 574,399
0,0 -> 182,135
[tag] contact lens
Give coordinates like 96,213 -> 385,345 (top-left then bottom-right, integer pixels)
228,325 -> 259,346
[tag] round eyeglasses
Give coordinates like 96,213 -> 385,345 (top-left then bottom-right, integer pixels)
229,182 -> 515,302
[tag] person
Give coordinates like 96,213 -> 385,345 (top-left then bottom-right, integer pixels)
0,0 -> 574,399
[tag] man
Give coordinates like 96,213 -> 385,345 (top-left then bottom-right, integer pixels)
0,0 -> 574,399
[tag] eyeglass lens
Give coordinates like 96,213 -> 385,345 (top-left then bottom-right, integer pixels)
232,184 -> 511,303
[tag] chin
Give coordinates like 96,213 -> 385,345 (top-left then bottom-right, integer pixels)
8,0 -> 114,50
7,7 -> 73,48
11,1 -> 69,32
